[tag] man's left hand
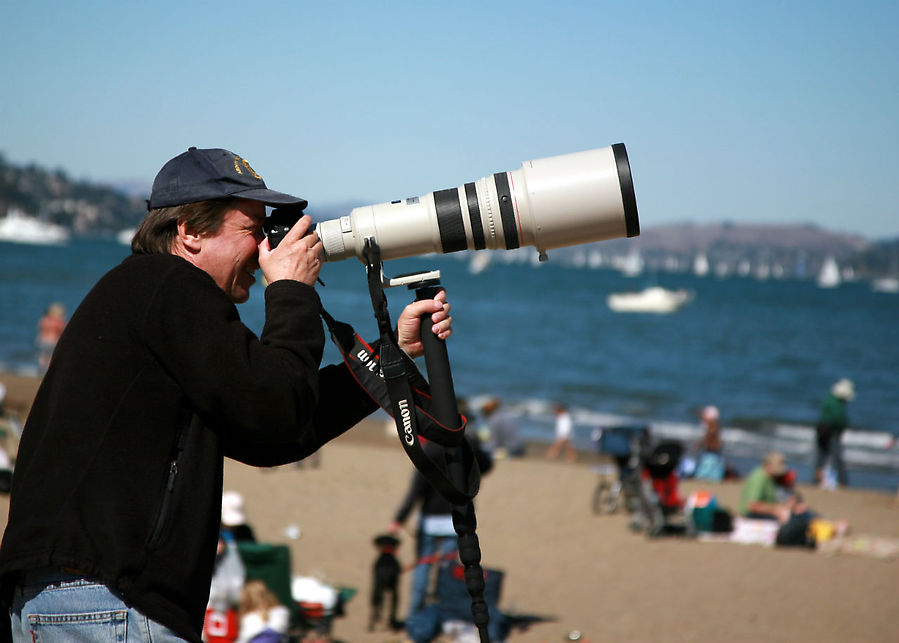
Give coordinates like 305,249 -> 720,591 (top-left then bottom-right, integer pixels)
396,290 -> 453,358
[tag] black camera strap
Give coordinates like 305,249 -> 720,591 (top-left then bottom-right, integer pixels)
320,309 -> 479,506
321,240 -> 491,642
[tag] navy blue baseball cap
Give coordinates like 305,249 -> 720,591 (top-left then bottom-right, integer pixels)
148,147 -> 307,210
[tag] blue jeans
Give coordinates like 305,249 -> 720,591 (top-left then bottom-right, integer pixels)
409,532 -> 457,616
10,568 -> 187,642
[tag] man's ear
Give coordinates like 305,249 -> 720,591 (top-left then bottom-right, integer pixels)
176,219 -> 203,253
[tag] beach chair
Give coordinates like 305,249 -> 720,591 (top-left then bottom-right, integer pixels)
236,542 -> 355,640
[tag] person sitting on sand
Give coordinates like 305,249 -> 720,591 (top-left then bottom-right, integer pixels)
237,580 -> 290,643
740,452 -> 807,522
697,405 -> 722,453
221,490 -> 257,543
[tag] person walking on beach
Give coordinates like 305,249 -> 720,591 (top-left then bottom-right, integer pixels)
814,378 -> 854,487
0,147 -> 454,643
35,302 -> 65,375
546,403 -> 577,462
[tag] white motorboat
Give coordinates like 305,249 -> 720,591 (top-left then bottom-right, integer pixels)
607,286 -> 691,314
117,227 -> 136,246
871,277 -> 899,293
0,209 -> 70,245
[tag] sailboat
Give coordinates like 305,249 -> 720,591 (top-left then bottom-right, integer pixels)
468,252 -> 492,274
817,257 -> 841,288
693,253 -> 709,277
620,250 -> 644,277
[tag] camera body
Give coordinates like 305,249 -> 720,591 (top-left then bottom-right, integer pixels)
263,207 -> 309,249
266,144 -> 639,262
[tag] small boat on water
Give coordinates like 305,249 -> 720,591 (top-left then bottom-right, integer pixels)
607,286 -> 692,314
817,256 -> 841,288
871,276 -> 899,293
468,252 -> 492,274
117,227 -> 136,246
0,209 -> 70,245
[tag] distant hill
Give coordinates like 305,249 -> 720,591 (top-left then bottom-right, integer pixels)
1,153 -> 896,279
581,221 -> 882,279
0,153 -> 147,235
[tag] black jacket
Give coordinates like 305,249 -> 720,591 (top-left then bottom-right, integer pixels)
0,253 -> 376,641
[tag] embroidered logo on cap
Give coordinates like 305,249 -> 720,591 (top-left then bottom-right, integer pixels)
233,155 -> 262,179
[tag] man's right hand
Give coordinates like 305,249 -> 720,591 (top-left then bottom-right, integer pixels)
258,214 -> 323,287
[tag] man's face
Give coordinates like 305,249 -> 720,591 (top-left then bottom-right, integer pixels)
195,199 -> 266,303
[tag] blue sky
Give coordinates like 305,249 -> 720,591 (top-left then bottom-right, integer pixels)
1,1 -> 896,239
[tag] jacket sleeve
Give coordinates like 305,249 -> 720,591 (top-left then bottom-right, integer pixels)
393,471 -> 428,525
141,264 -> 375,466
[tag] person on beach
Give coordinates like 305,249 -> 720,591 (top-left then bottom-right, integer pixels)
0,147 -> 454,643
221,491 -> 257,544
697,405 -> 722,454
690,405 -> 735,481
236,580 -> 290,643
739,452 -> 808,522
482,397 -> 524,458
814,378 -> 854,487
388,436 -> 492,620
546,403 -> 577,462
35,302 -> 66,374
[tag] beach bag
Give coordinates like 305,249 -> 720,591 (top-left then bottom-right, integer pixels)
688,491 -> 733,533
775,513 -> 816,548
711,508 -> 734,533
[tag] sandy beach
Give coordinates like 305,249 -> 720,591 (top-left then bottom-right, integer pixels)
1,373 -> 898,642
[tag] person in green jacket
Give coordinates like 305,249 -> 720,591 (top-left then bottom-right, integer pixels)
814,378 -> 855,487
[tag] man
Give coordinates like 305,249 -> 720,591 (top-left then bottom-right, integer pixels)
814,378 -> 854,487
388,435 -> 492,619
0,147 -> 453,642
739,452 -> 803,521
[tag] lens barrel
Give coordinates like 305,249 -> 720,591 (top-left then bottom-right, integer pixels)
317,143 -> 639,262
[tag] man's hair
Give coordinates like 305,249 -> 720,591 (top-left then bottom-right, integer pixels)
131,198 -> 238,254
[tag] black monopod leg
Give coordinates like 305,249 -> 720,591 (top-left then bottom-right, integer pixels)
414,280 -> 491,643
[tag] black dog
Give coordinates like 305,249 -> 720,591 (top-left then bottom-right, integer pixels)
369,534 -> 403,632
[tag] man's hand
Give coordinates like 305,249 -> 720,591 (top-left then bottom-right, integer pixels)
258,214 -> 323,287
396,290 -> 453,358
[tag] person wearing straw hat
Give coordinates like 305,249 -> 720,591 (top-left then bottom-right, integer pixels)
814,378 -> 855,487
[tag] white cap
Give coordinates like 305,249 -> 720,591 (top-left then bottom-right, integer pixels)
221,490 -> 246,526
831,378 -> 855,401
701,405 -> 719,421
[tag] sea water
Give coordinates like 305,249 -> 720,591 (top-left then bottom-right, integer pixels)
2,238 -> 897,491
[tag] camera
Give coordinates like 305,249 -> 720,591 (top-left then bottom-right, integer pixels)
267,143 -> 639,261
263,207 -> 311,249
